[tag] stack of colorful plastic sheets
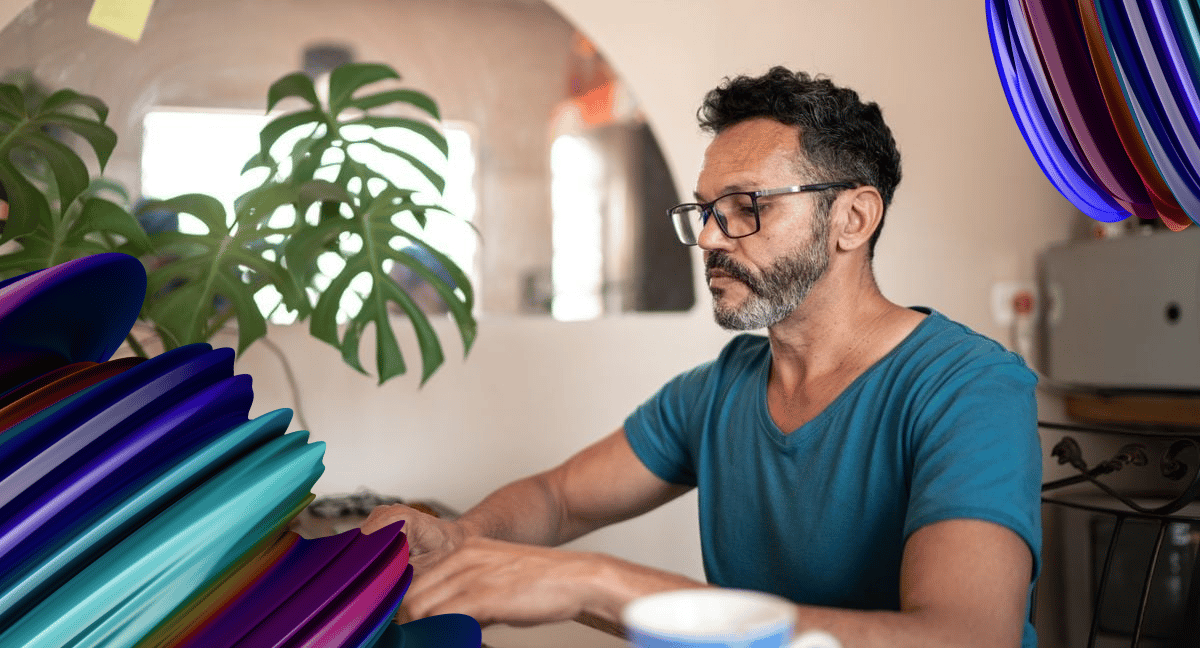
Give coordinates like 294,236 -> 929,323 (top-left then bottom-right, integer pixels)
988,0 -> 1200,230
0,253 -> 480,647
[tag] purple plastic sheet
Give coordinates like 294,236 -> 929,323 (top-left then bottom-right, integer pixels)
0,253 -> 145,364
988,0 -> 1130,221
237,524 -> 409,648
1020,0 -> 1156,218
0,374 -> 254,584
0,345 -> 232,514
173,530 -> 360,648
1098,0 -> 1200,224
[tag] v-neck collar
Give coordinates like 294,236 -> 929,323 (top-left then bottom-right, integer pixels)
756,306 -> 938,446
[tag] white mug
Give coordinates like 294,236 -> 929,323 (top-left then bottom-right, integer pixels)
621,588 -> 842,648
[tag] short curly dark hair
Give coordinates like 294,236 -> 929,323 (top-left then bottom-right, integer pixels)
697,67 -> 902,258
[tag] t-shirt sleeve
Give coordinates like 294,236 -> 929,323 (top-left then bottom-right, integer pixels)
903,354 -> 1043,575
623,363 -> 712,488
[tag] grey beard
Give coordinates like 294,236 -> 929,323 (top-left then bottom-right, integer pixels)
707,230 -> 830,331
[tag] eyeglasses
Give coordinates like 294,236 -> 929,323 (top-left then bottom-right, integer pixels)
668,181 -> 857,245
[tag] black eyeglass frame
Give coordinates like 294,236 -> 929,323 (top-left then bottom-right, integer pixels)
668,181 -> 858,245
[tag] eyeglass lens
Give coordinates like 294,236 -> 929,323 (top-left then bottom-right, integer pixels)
671,194 -> 758,245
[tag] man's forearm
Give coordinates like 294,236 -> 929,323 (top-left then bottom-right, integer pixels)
455,472 -> 569,546
580,557 -> 1015,648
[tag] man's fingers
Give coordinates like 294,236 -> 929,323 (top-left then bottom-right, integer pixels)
361,504 -> 413,534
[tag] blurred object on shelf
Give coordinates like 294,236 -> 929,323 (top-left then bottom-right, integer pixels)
289,489 -> 457,538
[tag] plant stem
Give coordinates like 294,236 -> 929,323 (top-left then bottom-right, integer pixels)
125,332 -> 148,358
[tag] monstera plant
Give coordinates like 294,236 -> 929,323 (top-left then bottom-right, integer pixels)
0,63 -> 476,385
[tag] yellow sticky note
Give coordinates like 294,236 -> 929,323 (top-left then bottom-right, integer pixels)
87,0 -> 156,43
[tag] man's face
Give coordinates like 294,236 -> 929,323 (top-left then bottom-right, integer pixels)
694,118 -> 832,330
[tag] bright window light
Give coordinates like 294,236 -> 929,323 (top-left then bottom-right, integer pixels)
550,134 -> 604,321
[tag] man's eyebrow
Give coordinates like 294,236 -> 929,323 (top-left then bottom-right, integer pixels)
694,184 -> 754,201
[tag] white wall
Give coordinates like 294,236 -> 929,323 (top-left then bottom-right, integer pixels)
1,0 -> 1077,582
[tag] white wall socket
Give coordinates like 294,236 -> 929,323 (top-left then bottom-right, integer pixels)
991,280 -> 1040,327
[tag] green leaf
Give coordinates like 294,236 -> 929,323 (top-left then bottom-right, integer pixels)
22,132 -> 89,210
308,250 -> 360,348
338,312 -> 371,375
346,89 -> 440,120
259,109 -> 324,158
0,84 -> 26,118
38,88 -> 108,122
214,271 -> 267,354
348,116 -> 448,156
388,235 -> 476,353
76,197 -> 151,251
358,137 -> 445,194
141,200 -> 294,356
240,149 -> 274,175
266,72 -> 321,112
0,163 -> 51,242
288,131 -> 338,183
280,213 -> 346,299
33,113 -> 117,169
144,194 -> 228,235
378,272 -> 443,384
328,63 -> 400,117
85,177 -> 130,203
295,179 -> 353,217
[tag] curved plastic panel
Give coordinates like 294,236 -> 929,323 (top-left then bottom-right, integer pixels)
0,350 -> 69,397
140,530 -> 302,648
0,374 -> 254,587
1144,1 -> 1200,155
0,253 -> 146,363
1004,0 -> 1128,204
1099,0 -> 1200,224
0,357 -> 143,434
371,614 -> 483,648
1076,0 -> 1193,229
0,344 -> 232,513
138,494 -> 316,648
1167,0 -> 1200,80
0,431 -> 325,648
334,565 -> 415,648
292,533 -> 412,648
1019,0 -> 1156,217
0,409 -> 294,629
168,530 -> 361,648
237,524 -> 409,648
0,362 -> 95,408
987,0 -> 1130,221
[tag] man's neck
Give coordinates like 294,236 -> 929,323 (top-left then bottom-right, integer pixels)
763,266 -> 919,397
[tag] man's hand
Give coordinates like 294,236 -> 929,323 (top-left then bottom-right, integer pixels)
361,504 -> 468,572
399,536 -> 601,627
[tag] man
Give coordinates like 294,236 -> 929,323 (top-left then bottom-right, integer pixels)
363,67 -> 1042,648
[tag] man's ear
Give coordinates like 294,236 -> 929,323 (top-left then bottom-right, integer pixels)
833,186 -> 883,253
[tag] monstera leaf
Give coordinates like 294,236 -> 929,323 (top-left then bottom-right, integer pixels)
242,62 -> 476,384
0,84 -> 147,273
139,193 -> 301,355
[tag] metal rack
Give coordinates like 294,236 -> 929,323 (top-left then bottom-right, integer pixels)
1039,420 -> 1200,648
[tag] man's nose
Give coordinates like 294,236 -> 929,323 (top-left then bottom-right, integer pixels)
696,212 -> 733,251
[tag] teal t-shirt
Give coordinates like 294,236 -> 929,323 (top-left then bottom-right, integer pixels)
624,308 -> 1041,648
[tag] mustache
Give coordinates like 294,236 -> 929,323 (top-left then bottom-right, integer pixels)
705,252 -> 761,293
